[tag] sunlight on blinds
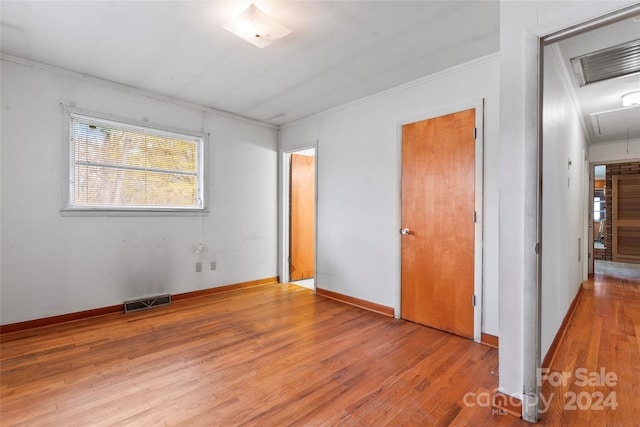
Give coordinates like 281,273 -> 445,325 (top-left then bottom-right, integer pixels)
69,114 -> 203,209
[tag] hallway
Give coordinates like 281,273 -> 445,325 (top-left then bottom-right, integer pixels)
540,265 -> 640,425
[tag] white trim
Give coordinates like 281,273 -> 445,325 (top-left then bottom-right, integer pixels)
396,99 -> 485,343
474,102 -> 485,343
588,156 -> 640,164
549,44 -> 591,144
540,2 -> 640,44
1,51 -> 502,132
281,53 -> 500,130
2,53 -> 275,130
589,136 -> 640,147
60,209 -> 209,217
279,143 -> 318,291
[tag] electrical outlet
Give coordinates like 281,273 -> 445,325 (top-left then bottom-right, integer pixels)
210,261 -> 216,271
195,262 -> 202,272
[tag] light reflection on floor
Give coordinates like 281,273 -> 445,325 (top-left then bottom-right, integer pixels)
594,260 -> 640,280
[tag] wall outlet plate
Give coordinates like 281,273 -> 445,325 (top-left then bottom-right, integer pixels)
210,261 -> 216,270
196,262 -> 202,272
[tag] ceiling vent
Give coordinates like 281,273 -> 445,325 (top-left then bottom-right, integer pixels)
590,106 -> 640,136
570,39 -> 640,87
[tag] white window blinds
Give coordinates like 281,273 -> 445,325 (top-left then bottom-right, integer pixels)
68,114 -> 203,210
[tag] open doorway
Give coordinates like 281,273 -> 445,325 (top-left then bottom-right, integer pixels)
284,147 -> 316,289
592,164 -> 607,271
592,162 -> 640,277
536,5 -> 640,422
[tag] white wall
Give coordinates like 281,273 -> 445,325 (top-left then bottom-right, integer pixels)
497,0 -> 638,414
541,44 -> 589,358
280,55 -> 501,336
0,59 -> 278,324
590,138 -> 640,163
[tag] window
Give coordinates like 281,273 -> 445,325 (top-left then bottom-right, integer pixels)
593,188 -> 606,223
594,197 -> 601,221
67,113 -> 204,211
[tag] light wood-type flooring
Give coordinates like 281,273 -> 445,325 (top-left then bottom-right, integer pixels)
1,283 -> 516,426
539,266 -> 640,426
1,268 -> 639,426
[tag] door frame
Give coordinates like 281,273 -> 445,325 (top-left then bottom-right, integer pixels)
589,160 -> 640,273
396,99 -> 485,343
280,144 -> 318,288
531,4 -> 640,421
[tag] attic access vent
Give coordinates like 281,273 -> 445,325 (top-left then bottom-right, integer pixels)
570,39 -> 640,87
124,294 -> 171,313
590,106 -> 640,136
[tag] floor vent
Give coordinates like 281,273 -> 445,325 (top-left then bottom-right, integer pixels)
124,294 -> 171,313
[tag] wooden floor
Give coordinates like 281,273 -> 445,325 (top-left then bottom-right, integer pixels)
539,267 -> 640,426
1,284 -> 518,426
2,271 -> 638,426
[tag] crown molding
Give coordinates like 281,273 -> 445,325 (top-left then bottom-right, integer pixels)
280,52 -> 500,129
0,52 -> 276,130
548,44 -> 591,144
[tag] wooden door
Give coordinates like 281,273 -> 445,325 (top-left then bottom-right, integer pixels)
612,174 -> 640,263
401,109 -> 476,338
290,154 -> 315,281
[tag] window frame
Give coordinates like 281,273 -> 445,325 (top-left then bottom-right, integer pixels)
61,106 -> 208,216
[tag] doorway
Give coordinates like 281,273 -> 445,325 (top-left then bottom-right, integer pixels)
400,104 -> 484,341
593,165 -> 607,268
284,147 -> 316,289
535,5 -> 640,422
593,162 -> 640,275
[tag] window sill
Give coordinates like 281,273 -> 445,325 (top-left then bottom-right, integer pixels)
60,208 -> 209,217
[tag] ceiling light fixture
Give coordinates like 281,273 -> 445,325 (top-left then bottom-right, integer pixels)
622,91 -> 640,107
223,3 -> 292,48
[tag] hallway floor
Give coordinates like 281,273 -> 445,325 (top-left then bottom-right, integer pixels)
539,262 -> 640,425
595,259 -> 640,280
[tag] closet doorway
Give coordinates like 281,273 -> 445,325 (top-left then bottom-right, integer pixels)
285,148 -> 316,289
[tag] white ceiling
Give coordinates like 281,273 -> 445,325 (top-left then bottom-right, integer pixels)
555,14 -> 640,145
0,1 -> 499,126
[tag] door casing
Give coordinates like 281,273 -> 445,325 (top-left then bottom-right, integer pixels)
396,100 -> 484,343
280,146 -> 318,287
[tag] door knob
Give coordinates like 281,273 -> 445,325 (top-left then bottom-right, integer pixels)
400,228 -> 411,235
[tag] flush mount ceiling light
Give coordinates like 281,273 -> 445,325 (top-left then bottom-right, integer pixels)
622,91 -> 640,107
223,3 -> 292,48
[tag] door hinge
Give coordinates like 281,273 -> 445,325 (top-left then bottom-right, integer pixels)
535,243 -> 540,255
474,127 -> 477,139
473,295 -> 476,307
288,256 -> 292,263
474,211 -> 477,223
